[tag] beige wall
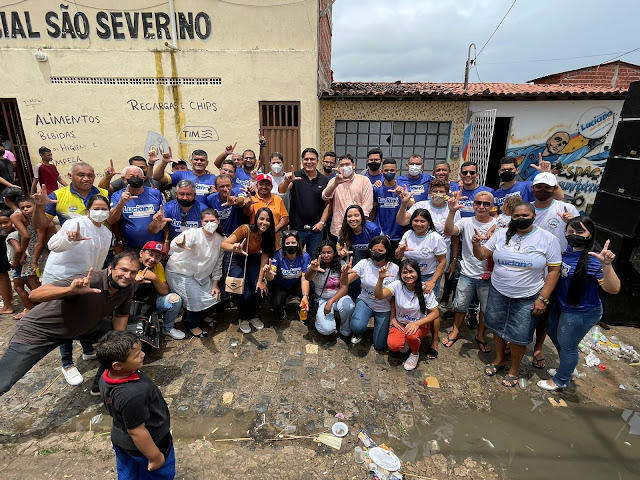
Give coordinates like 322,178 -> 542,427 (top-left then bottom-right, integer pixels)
320,99 -> 468,172
0,0 -> 320,179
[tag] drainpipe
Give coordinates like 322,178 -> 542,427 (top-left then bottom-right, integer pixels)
464,43 -> 476,92
165,0 -> 179,50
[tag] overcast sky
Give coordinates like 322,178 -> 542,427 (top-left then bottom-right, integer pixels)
331,0 -> 640,84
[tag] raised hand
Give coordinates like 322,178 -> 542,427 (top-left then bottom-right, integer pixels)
337,245 -> 353,258
448,190 -> 466,211
484,224 -> 497,240
104,159 -> 120,178
557,205 -> 574,223
397,243 -> 413,255
396,185 -> 413,205
225,142 -> 237,156
472,228 -> 486,244
221,195 -> 239,207
284,169 -> 302,183
373,180 -> 382,188
333,168 -> 347,185
33,185 -> 58,205
175,234 -> 191,251
118,185 -> 138,204
232,238 -> 247,256
378,262 -> 394,280
134,267 -> 152,284
250,169 -> 260,182
148,146 -> 160,165
69,268 -> 101,295
152,205 -> 172,227
309,259 -> 325,273
589,239 -> 616,265
341,257 -> 354,275
531,153 -> 550,172
67,223 -> 91,242
161,145 -> 174,164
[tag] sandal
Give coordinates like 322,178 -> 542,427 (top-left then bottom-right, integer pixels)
484,363 -> 506,376
190,330 -> 208,338
532,353 -> 545,369
426,347 -> 438,360
502,375 -> 519,388
441,334 -> 458,348
474,336 -> 492,353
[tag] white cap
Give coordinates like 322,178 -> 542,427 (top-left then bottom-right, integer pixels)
532,172 -> 557,187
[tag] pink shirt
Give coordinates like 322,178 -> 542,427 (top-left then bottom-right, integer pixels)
322,173 -> 374,236
1,150 -> 16,162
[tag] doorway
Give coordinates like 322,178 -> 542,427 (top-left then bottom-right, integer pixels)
0,99 -> 33,192
484,116 -> 512,190
259,102 -> 301,171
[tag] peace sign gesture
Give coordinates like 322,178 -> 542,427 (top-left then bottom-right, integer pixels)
397,242 -> 413,255
69,268 -> 101,295
589,239 -> 616,265
67,222 -> 91,242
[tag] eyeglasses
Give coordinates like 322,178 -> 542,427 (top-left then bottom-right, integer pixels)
243,156 -> 255,160
461,170 -> 476,176
282,229 -> 298,236
474,201 -> 492,207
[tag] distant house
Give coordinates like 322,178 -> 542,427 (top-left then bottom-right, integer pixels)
529,61 -> 640,90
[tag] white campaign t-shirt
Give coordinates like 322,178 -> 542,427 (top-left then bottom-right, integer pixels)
454,216 -> 497,279
534,200 -> 579,252
385,279 -> 438,324
408,200 -> 460,261
484,227 -> 562,298
352,259 -> 399,312
399,230 -> 447,277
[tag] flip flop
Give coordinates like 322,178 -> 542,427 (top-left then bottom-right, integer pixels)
484,363 -> 506,376
426,347 -> 438,360
441,334 -> 458,348
475,336 -> 492,353
502,375 -> 519,388
532,353 -> 545,369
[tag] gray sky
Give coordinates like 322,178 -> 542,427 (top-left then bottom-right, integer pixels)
331,0 -> 640,84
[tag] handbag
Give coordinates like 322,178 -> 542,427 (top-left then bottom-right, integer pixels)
225,229 -> 248,294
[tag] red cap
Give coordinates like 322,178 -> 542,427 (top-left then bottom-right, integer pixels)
256,173 -> 273,185
142,241 -> 168,256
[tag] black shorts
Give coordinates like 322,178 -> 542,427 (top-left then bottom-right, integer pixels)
0,236 -> 10,273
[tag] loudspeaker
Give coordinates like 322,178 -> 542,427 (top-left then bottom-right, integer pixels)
590,191 -> 640,236
599,156 -> 640,198
594,226 -> 640,326
609,120 -> 640,158
620,80 -> 640,119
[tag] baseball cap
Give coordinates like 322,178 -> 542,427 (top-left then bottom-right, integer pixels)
256,173 -> 273,184
142,241 -> 168,256
532,172 -> 557,187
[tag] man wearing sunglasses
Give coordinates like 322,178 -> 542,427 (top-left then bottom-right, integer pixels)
153,148 -> 216,204
149,180 -> 206,244
458,161 -> 494,218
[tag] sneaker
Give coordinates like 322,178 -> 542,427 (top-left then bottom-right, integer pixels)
163,328 -> 186,340
61,366 -> 83,386
90,385 -> 101,396
82,351 -> 97,361
403,353 -> 419,371
547,368 -> 578,378
399,342 -> 410,353
351,334 -> 362,345
239,320 -> 251,334
249,318 -> 264,330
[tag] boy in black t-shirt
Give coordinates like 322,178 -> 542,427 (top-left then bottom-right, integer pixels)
96,331 -> 175,479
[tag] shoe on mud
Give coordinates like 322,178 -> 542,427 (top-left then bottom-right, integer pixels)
403,353 -> 419,371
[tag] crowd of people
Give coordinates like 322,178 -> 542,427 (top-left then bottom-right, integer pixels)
0,143 -> 621,477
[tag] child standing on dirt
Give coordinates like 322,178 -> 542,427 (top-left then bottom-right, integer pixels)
96,331 -> 175,479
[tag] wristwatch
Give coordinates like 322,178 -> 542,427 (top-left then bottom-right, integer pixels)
537,295 -> 549,305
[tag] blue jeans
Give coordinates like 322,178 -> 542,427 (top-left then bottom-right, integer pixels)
156,294 -> 183,333
299,230 -> 323,258
113,443 -> 175,480
349,299 -> 391,351
229,253 -> 263,320
59,340 -> 96,368
315,296 -> 355,336
547,304 -> 603,388
422,272 -> 441,300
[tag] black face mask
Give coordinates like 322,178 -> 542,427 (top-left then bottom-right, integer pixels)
511,217 -> 535,230
108,274 -> 128,290
323,166 -> 334,174
368,161 -> 381,172
566,234 -> 591,248
177,198 -> 196,208
284,245 -> 298,255
499,171 -> 516,182
370,251 -> 386,262
534,189 -> 554,202
127,177 -> 144,188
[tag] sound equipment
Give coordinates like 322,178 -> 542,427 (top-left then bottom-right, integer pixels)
598,156 -> 640,198
595,226 -> 640,326
620,80 -> 640,118
590,191 -> 640,237
608,120 -> 640,158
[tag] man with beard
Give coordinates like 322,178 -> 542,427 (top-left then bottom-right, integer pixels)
361,148 -> 383,186
235,149 -> 260,190
0,252 -> 138,397
152,147 -> 216,203
149,180 -> 206,243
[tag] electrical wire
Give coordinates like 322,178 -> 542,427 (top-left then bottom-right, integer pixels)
475,0 -> 517,61
474,63 -> 483,83
482,51 -> 628,65
601,46 -> 640,64
67,1 -> 169,10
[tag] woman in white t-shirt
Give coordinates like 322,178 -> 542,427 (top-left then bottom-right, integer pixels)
473,201 -> 562,387
395,208 -> 447,299
305,240 -> 354,336
375,258 -> 440,370
340,235 -> 399,349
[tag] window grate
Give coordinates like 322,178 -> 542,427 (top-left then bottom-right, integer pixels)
50,77 -> 222,86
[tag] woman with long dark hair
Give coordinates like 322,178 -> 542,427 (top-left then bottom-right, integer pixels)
221,207 -> 276,333
538,216 -> 620,391
374,258 -> 440,370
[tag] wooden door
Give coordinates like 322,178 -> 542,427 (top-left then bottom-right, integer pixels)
259,101 -> 301,171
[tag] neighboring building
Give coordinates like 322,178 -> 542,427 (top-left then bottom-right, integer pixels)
0,0 -> 333,188
530,61 -> 640,90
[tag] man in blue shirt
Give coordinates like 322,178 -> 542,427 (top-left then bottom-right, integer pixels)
371,159 -> 406,251
397,154 -> 434,203
457,161 -> 494,218
205,174 -> 249,236
152,148 -> 216,203
494,156 -> 534,214
361,148 -> 383,186
433,160 -> 460,194
149,180 -> 206,242
108,166 -> 164,250
234,149 -> 260,190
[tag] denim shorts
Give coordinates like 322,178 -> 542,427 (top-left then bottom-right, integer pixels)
452,274 -> 489,313
421,272 -> 441,300
483,284 -> 540,345
12,265 -> 25,280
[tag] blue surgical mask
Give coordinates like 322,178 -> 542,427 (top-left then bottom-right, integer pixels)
383,172 -> 396,182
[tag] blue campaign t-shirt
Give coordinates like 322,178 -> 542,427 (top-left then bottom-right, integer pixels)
205,192 -> 246,236
397,173 -> 434,203
234,168 -> 253,190
361,169 -> 383,185
169,171 -> 216,202
351,221 -> 382,251
271,250 -> 311,290
164,199 -> 207,240
459,185 -> 495,217
110,187 -> 164,248
556,247 -> 604,313
373,184 -> 406,241
449,180 -> 460,193
494,181 -> 534,213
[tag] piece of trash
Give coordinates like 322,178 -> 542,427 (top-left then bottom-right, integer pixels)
211,427 -> 219,434
222,392 -> 234,405
620,384 -> 627,390
443,438 -> 450,445
284,425 -> 297,434
354,446 -> 365,463
548,398 -> 568,408
91,414 -> 103,425
585,351 -> 600,367
424,376 -> 440,388
315,433 -> 342,450
305,344 -> 319,354
481,437 -> 495,449
525,445 -> 535,452
599,364 -> 607,370
360,373 -> 364,377
332,422 -> 348,437
625,441 -> 631,446
518,377 -> 527,389
358,430 -> 377,447
296,351 -> 302,356
335,412 -> 345,419
531,399 -> 543,411
429,439 -> 440,454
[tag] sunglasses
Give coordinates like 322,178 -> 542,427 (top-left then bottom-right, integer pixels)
181,211 -> 188,227
461,170 -> 477,176
243,156 -> 255,160
474,201 -> 492,207
282,229 -> 298,236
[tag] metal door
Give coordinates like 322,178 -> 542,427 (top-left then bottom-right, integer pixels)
0,99 -> 33,191
259,102 -> 301,171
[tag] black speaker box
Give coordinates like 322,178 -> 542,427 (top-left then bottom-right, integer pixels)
590,191 -> 640,236
609,120 -> 640,158
599,156 -> 640,198
594,226 -> 640,326
620,80 -> 640,119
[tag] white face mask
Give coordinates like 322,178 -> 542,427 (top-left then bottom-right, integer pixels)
204,221 -> 218,234
89,209 -> 109,223
341,165 -> 353,177
270,163 -> 283,174
408,165 -> 422,176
